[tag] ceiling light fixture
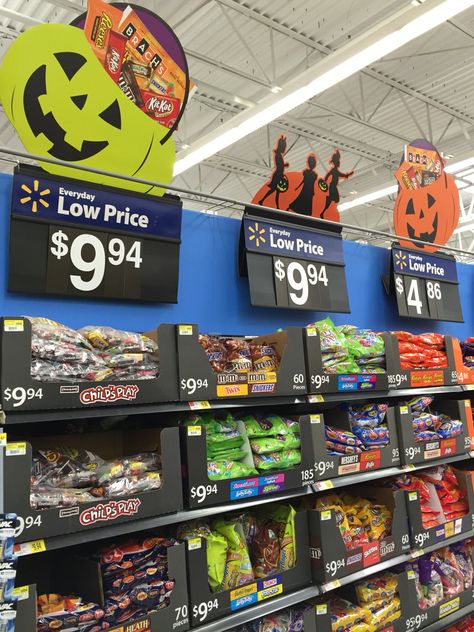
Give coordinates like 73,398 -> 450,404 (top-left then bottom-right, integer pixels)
174,0 -> 474,176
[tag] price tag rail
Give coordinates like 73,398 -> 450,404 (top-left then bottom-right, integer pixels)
2,385 -> 468,425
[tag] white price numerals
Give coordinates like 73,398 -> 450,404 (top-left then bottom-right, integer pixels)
3,387 -> 43,408
405,446 -> 421,460
50,231 -> 142,292
316,460 -> 335,478
15,515 -> 42,537
311,374 -> 330,389
190,484 -> 218,504
388,373 -> 408,387
414,531 -> 429,548
193,599 -> 219,622
181,378 -> 209,396
396,277 -> 442,314
325,558 -> 345,577
274,259 -> 328,306
406,613 -> 428,631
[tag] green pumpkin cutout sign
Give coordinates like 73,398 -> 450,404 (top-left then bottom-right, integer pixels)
0,23 -> 175,194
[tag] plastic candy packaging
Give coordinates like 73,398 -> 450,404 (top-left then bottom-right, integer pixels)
249,435 -> 301,454
213,517 -> 255,589
355,571 -> 398,603
325,439 -> 362,455
253,449 -> 301,471
325,425 -> 362,447
224,338 -> 252,373
249,343 -> 280,373
207,460 -> 257,480
79,325 -> 158,354
329,597 -> 371,630
243,414 -> 292,437
198,334 -> 227,373
352,425 -> 390,446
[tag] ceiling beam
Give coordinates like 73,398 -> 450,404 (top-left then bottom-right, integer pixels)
214,0 -> 474,125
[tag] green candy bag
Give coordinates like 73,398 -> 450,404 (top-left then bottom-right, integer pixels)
205,532 -> 229,592
207,447 -> 247,461
212,518 -> 254,590
243,414 -> 290,437
253,449 -> 301,471
249,434 -> 301,454
207,460 -> 257,480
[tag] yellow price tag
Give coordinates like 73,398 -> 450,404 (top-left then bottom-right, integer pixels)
188,401 -> 211,410
308,395 -> 324,403
12,586 -> 29,600
15,539 -> 46,556
4,319 -> 24,332
6,442 -> 26,456
411,548 -> 424,558
400,406 -> 409,414
306,327 -> 317,337
315,480 -> 334,491
322,579 -> 341,592
187,425 -> 202,436
309,414 -> 321,423
316,604 -> 328,615
0,433 -> 6,447
178,325 -> 193,336
187,538 -> 202,551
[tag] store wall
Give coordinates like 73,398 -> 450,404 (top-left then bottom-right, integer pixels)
0,172 -> 472,337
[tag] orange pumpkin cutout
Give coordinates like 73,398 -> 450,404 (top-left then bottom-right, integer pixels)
393,172 -> 460,253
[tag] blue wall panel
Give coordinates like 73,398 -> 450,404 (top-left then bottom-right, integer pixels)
0,173 -> 472,337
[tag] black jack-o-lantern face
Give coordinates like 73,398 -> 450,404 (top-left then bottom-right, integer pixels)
24,52 -> 121,162
394,172 -> 460,253
0,23 -> 175,193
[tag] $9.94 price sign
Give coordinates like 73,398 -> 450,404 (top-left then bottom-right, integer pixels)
9,167 -> 182,303
49,228 -> 142,293
273,257 -> 329,308
242,213 -> 349,312
392,247 -> 462,322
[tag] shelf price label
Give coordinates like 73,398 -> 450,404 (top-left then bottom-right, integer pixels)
391,246 -> 462,322
9,166 -> 182,303
241,212 -> 349,312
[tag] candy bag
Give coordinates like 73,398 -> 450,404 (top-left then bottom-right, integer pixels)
207,460 -> 257,480
243,414 -> 291,437
213,518 -> 254,589
249,434 -> 300,454
253,449 -> 301,471
355,571 -> 398,603
224,338 -> 252,373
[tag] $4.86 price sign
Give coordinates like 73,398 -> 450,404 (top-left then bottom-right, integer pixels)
391,247 -> 462,322
50,229 -> 142,292
394,274 -> 462,321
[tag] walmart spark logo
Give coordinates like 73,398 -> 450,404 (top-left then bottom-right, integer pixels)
248,222 -> 266,247
20,179 -> 50,213
394,251 -> 407,270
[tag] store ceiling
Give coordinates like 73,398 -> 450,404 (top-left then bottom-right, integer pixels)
1,0 -> 474,253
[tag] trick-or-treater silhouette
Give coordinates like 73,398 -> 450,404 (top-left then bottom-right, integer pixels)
321,149 -> 354,217
288,153 -> 318,216
258,134 -> 289,209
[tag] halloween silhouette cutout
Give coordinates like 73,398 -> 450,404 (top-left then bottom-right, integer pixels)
287,153 -> 318,216
258,134 -> 289,209
321,149 -> 354,217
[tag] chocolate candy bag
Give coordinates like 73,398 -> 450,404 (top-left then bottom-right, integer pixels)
268,504 -> 297,571
79,325 -> 158,354
250,516 -> 280,578
198,334 -> 227,373
249,343 -> 279,373
224,338 -> 252,373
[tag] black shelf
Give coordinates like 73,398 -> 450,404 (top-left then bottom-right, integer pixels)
15,452 -> 472,556
2,384 -> 467,424
422,603 -> 474,631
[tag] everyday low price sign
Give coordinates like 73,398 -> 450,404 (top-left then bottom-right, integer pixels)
9,165 -> 182,302
391,245 -> 463,321
240,209 -> 349,312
